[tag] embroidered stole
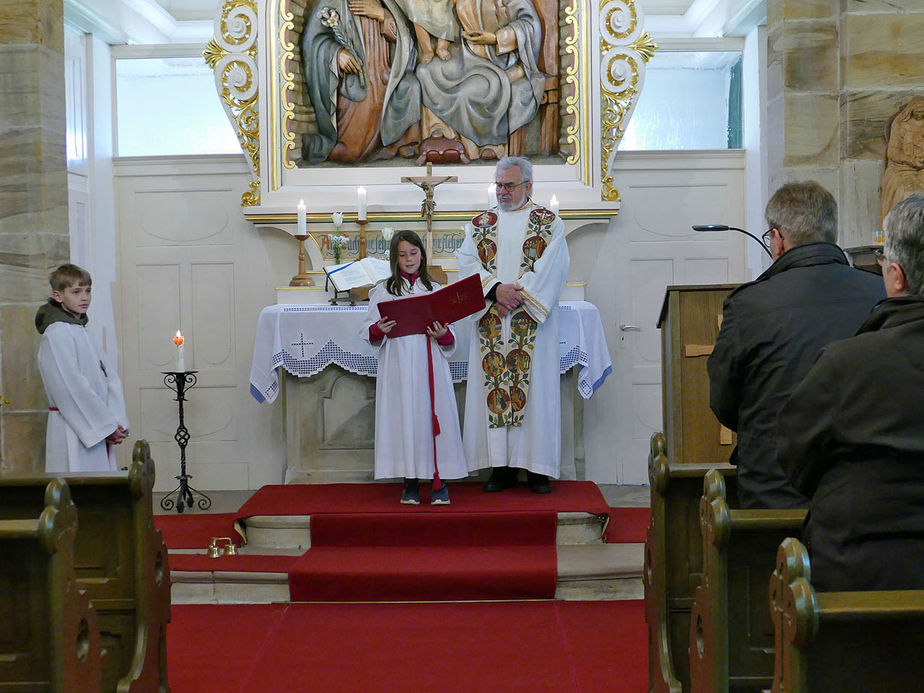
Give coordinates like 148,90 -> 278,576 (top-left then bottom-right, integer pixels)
471,206 -> 555,428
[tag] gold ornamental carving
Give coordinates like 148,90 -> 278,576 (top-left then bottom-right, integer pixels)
599,0 -> 655,201
205,0 -> 261,206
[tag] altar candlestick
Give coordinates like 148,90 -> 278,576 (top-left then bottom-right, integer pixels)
488,184 -> 497,207
357,186 -> 367,221
550,195 -> 560,215
173,331 -> 185,372
297,199 -> 306,235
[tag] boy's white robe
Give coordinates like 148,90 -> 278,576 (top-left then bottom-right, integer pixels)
38,321 -> 130,473
457,204 -> 570,478
362,279 -> 468,481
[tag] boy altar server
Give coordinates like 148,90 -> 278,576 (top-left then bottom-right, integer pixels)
35,264 -> 129,472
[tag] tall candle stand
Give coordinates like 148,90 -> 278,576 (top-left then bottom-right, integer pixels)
159,371 -> 211,514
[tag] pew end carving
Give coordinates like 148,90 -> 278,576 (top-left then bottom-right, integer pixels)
0,478 -> 104,692
688,469 -> 805,692
645,432 -> 737,693
0,440 -> 171,693
770,537 -> 924,693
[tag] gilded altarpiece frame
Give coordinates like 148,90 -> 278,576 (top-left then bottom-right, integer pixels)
207,0 -> 653,225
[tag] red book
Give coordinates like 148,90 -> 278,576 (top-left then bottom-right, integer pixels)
378,273 -> 486,338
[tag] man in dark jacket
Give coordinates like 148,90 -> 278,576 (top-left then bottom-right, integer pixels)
707,181 -> 885,509
778,193 -> 924,591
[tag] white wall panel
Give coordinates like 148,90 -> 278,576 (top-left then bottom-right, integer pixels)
191,263 -> 235,370
135,189 -> 234,246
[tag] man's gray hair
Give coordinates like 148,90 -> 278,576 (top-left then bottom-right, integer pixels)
496,156 -> 533,183
883,193 -> 924,297
765,181 -> 838,246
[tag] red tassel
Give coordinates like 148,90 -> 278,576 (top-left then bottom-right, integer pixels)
432,414 -> 440,435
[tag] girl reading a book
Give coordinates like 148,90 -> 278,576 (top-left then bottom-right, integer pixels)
362,230 -> 468,504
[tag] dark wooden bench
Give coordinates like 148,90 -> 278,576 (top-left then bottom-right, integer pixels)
0,441 -> 170,692
688,469 -> 805,692
770,537 -> 924,692
0,478 -> 103,692
645,432 -> 738,692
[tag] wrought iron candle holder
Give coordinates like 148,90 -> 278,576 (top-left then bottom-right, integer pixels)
160,371 -> 211,513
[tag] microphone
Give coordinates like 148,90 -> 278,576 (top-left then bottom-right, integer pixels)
692,224 -> 772,258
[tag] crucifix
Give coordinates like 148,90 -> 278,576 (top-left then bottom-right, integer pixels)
402,162 -> 458,257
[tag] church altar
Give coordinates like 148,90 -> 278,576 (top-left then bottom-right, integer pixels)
249,301 -> 612,484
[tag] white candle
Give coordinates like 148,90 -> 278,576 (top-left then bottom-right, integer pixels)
297,199 -> 306,235
357,186 -> 367,221
488,183 -> 497,207
550,195 -> 560,215
173,331 -> 185,372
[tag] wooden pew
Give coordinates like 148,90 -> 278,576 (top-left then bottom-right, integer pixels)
645,432 -> 737,692
0,478 -> 103,692
770,537 -> 924,693
0,441 -> 170,693
688,469 -> 805,692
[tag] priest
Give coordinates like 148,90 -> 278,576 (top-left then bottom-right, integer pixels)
457,156 -> 570,493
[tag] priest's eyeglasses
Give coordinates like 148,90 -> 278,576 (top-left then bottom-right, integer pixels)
495,181 -> 528,192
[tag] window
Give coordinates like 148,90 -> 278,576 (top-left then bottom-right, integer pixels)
621,51 -> 743,150
115,56 -> 241,156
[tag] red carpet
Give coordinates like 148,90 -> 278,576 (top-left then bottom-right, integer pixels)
168,600 -> 648,692
289,510 -> 559,601
168,553 -> 298,573
154,512 -> 241,549
236,481 -> 612,518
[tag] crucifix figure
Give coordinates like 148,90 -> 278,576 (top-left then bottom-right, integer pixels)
402,162 -> 458,257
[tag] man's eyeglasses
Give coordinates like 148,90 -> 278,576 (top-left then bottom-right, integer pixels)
762,227 -> 783,245
494,181 -> 528,192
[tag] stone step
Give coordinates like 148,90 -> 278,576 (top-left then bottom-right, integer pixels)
169,541 -> 644,605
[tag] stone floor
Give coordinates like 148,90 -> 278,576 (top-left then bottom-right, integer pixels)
154,484 -> 651,515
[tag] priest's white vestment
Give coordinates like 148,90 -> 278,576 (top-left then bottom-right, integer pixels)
362,279 -> 468,481
457,203 -> 569,478
38,322 -> 130,473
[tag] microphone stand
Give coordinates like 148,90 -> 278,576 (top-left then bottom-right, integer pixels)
692,224 -> 772,258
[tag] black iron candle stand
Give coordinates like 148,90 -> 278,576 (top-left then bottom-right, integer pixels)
160,371 -> 211,513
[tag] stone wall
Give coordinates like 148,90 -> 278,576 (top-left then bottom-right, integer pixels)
767,0 -> 924,247
0,0 -> 69,472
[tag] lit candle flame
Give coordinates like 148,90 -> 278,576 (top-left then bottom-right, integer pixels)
173,331 -> 184,347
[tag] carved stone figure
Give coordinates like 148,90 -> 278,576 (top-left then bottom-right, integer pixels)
301,0 -> 421,164
881,96 -> 924,228
300,0 -> 553,165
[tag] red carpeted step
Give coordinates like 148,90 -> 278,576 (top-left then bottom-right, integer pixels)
155,512 -> 242,550
288,544 -> 557,602
310,510 -> 557,547
235,480 -> 612,518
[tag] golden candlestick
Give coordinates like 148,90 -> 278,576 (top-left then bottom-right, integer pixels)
289,234 -> 315,286
357,219 -> 368,259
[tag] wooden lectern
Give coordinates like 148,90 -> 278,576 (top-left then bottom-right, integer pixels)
657,284 -> 739,464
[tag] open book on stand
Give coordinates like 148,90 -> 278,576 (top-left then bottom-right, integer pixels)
377,273 -> 486,338
324,258 -> 391,292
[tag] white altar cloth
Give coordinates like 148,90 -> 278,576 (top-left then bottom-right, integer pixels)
249,301 -> 612,404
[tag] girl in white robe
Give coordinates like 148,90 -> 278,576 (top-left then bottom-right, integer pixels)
361,231 -> 468,504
